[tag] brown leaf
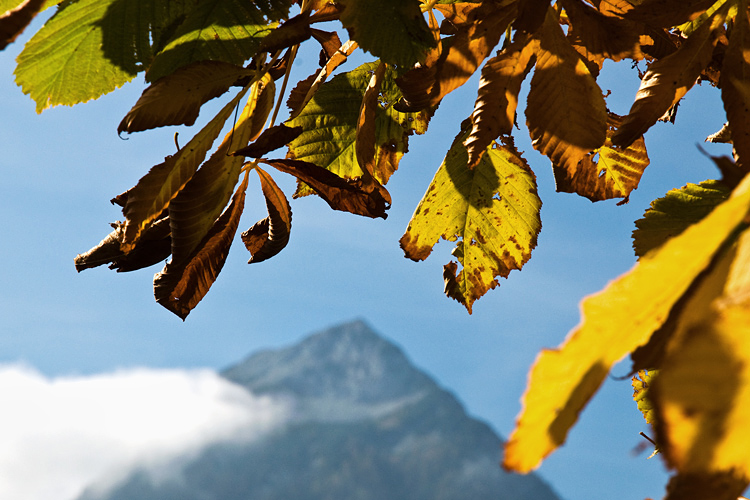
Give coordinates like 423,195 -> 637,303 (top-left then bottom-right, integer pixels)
396,1 -> 517,112
0,0 -> 44,51
120,85 -> 253,252
309,2 -> 343,23
553,112 -> 650,202
259,12 -> 313,54
310,28 -> 342,60
623,0 -> 716,29
241,167 -> 291,263
514,0 -> 550,34
118,61 -> 253,134
154,171 -> 249,320
612,12 -> 724,148
232,124 -> 303,158
720,8 -> 750,169
464,35 -> 536,169
75,218 -> 172,273
561,0 -> 643,68
261,158 -> 389,219
169,75 -> 275,265
355,60 -> 386,182
526,8 -> 607,173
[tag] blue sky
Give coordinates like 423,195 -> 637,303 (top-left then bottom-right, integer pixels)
0,11 -> 735,500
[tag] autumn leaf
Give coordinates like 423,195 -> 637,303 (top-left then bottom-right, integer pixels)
396,1 -> 517,112
526,8 -> 607,174
355,60 -> 386,183
720,6 -> 750,168
75,217 -> 172,273
553,112 -> 650,203
0,0 -> 44,51
337,0 -> 435,67
623,0 -> 717,29
400,129 -> 542,313
154,170 -> 250,320
241,167 -> 291,263
612,9 -> 725,148
560,0 -> 643,69
503,173 -> 750,473
118,61 -> 253,134
232,124 -> 303,158
464,35 -> 536,169
632,180 -> 731,258
285,38 -> 358,118
262,158 -> 390,219
121,83 -> 253,251
168,74 -> 275,265
285,61 -> 430,196
632,369 -> 658,425
650,228 -> 750,500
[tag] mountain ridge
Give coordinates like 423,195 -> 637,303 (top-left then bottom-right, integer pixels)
77,319 -> 561,500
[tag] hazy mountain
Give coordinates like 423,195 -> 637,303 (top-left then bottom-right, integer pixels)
77,320 -> 560,500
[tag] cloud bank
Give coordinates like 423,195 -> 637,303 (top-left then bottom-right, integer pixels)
0,364 -> 291,500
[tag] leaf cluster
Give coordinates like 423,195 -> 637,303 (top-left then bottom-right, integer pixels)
4,0 -> 750,498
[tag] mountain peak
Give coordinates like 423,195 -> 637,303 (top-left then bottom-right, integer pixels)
222,320 -> 435,406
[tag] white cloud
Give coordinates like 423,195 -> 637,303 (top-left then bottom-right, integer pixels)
0,364 -> 291,500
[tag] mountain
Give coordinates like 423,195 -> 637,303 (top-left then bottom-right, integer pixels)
77,320 -> 560,500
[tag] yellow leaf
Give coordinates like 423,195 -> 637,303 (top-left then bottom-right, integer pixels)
503,173 -> 750,473
553,112 -> 650,202
526,8 -> 607,174
400,130 -> 541,313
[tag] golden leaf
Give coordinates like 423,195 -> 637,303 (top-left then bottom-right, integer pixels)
503,173 -> 750,473
553,112 -> 650,202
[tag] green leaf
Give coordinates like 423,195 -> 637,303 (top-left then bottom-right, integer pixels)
338,0 -> 435,67
285,61 -> 430,196
145,0 -> 292,82
400,129 -> 542,313
15,0 -> 135,111
633,180 -> 731,258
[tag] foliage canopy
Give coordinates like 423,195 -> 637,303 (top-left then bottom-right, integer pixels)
4,0 -> 750,499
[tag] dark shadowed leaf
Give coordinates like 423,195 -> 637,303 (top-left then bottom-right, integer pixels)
262,158 -> 390,218
464,35 -> 536,169
526,8 -> 607,173
720,7 -> 750,168
118,61 -> 253,134
232,124 -> 303,158
168,74 -> 275,265
75,217 -> 172,272
242,167 -> 291,263
0,0 -> 44,50
355,60 -> 386,182
338,0 -> 435,67
396,1 -> 517,111
612,10 -> 724,148
154,170 -> 250,319
121,84 -> 253,251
